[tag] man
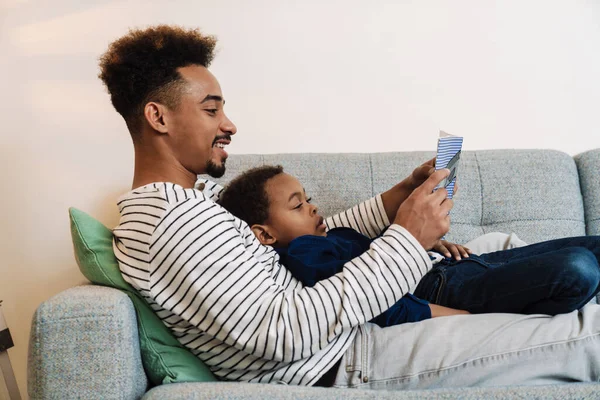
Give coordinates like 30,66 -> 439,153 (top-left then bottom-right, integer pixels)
101,25 -> 600,389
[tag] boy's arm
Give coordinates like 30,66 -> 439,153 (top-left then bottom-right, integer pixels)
370,294 -> 431,326
379,158 -> 437,223
281,236 -> 356,287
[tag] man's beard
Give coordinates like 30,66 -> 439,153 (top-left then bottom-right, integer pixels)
206,159 -> 226,178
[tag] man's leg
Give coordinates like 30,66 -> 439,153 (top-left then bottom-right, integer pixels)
462,232 -> 527,255
479,235 -> 600,264
333,306 -> 600,389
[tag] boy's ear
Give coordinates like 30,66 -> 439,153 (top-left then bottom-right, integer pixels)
251,224 -> 277,246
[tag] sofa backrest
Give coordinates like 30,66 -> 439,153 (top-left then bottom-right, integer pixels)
211,149 -> 589,245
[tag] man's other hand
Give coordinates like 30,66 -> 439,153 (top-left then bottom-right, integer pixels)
406,157 -> 436,190
393,169 -> 453,250
381,157 -> 436,223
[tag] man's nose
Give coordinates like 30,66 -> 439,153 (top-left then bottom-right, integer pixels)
221,114 -> 237,136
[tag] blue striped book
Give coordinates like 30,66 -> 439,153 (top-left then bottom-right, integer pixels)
435,131 -> 463,199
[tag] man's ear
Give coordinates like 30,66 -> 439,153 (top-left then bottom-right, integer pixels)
251,224 -> 277,246
143,102 -> 169,134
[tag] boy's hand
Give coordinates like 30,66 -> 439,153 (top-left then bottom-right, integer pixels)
429,304 -> 470,317
432,240 -> 472,260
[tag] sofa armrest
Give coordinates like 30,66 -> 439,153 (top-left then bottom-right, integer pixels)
28,285 -> 148,400
575,148 -> 600,236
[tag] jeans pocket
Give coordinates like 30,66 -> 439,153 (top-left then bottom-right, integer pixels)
448,254 -> 498,269
345,325 -> 365,372
343,324 -> 373,386
414,267 -> 446,304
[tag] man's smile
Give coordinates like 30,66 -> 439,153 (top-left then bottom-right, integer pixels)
213,137 -> 231,156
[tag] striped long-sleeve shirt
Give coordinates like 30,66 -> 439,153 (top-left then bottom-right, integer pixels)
113,180 -> 432,385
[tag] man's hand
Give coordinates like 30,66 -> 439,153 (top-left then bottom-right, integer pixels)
393,169 -> 453,250
432,240 -> 472,260
381,158 -> 436,223
406,157 -> 437,189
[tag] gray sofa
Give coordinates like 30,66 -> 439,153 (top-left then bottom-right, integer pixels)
28,149 -> 600,399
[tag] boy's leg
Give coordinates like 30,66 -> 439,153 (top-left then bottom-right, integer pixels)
470,236 -> 600,314
333,305 -> 600,389
416,247 -> 600,315
415,236 -> 600,315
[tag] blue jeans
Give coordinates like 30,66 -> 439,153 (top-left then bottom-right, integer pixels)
414,236 -> 600,315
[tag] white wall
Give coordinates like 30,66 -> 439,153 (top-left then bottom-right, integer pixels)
1,0 -> 599,397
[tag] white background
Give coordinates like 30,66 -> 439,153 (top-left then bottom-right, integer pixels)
1,0 -> 599,396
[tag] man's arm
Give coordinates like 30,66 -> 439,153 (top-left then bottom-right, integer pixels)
326,158 -> 437,238
325,195 -> 389,239
380,158 -> 436,223
149,197 -> 432,364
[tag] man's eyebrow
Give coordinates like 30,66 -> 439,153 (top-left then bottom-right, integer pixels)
200,94 -> 225,104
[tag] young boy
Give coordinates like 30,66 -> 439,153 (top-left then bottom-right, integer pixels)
218,165 -> 600,324
218,165 -> 467,325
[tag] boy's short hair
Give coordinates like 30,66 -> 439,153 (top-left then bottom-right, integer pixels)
219,165 -> 284,226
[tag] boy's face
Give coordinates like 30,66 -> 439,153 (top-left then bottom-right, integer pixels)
261,173 -> 327,247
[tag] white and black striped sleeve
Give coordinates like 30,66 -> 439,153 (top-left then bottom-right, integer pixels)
325,195 -> 390,239
149,197 -> 431,364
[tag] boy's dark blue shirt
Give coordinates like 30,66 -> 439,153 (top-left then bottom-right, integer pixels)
276,227 -> 431,328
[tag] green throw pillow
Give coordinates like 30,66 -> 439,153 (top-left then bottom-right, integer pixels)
68,207 -> 217,385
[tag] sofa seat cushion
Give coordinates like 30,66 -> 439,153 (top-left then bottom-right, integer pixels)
142,381 -> 600,400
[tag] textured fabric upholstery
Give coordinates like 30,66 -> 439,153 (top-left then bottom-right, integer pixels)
28,149 -> 600,399
142,381 -> 600,400
216,153 -> 374,222
28,286 -> 148,400
214,150 -> 586,244
575,149 -> 600,236
68,207 -> 217,385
